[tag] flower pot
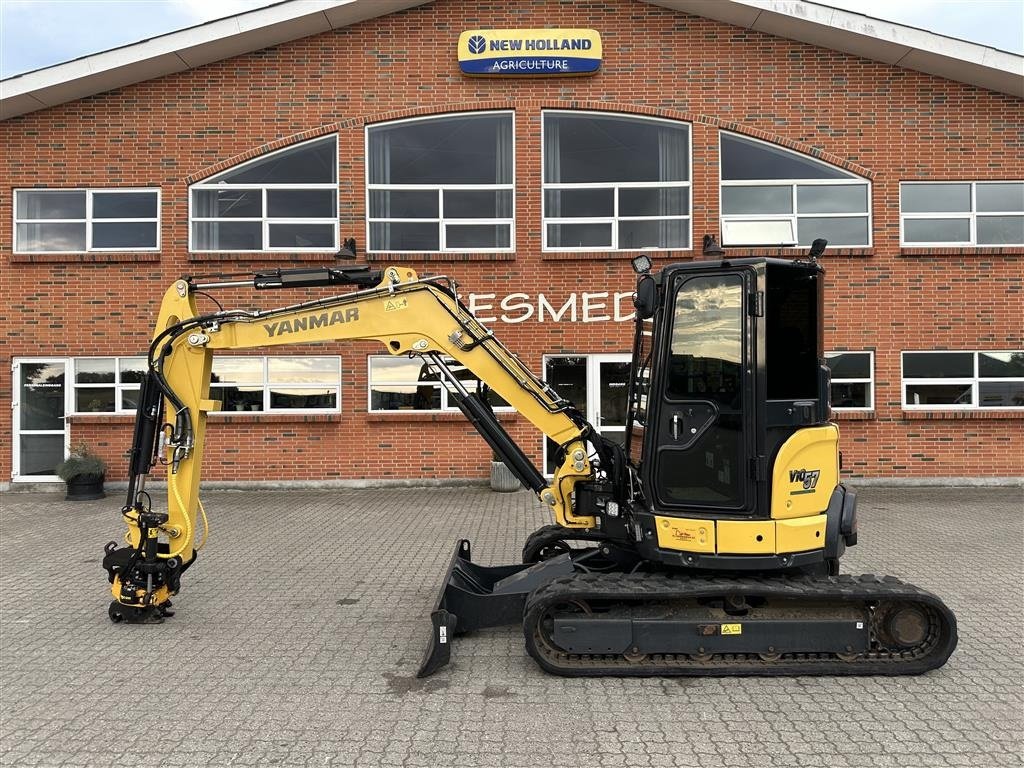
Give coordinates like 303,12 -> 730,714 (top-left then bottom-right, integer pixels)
489,460 -> 521,493
65,473 -> 106,501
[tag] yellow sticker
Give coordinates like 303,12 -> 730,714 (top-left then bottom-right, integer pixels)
384,298 -> 409,312
721,623 -> 742,635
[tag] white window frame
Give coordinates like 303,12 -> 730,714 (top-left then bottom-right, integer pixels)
366,355 -> 515,413
365,111 -> 516,254
13,188 -> 160,254
71,357 -> 147,414
189,135 -> 339,254
209,356 -> 342,414
899,181 -> 1024,247
901,350 -> 1024,411
718,132 -> 872,249
541,110 -> 692,253
825,351 -> 874,412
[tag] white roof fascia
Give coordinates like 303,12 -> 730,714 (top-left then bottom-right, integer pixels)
646,0 -> 1024,98
0,0 -> 431,120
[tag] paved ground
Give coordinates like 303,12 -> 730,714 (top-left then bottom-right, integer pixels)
0,486 -> 1021,768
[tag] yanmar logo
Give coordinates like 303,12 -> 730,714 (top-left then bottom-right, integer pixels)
264,308 -> 359,338
789,468 -> 821,492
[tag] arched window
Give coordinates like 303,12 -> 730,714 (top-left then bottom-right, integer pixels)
543,111 -> 691,251
719,133 -> 870,248
366,112 -> 514,253
189,135 -> 338,252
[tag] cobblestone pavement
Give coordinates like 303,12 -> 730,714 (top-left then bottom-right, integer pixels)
1,486 -> 1021,768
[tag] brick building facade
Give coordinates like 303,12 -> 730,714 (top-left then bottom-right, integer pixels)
1,0 -> 1022,489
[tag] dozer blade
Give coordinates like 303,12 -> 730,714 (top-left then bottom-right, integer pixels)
416,539 -> 574,677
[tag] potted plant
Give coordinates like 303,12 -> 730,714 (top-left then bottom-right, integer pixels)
56,442 -> 107,501
489,451 -> 521,493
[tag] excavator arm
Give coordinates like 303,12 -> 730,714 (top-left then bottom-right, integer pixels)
104,265 -> 605,625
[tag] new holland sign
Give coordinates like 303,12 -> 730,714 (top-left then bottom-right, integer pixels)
457,29 -> 602,76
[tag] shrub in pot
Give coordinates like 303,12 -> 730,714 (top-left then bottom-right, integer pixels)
56,443 -> 107,501
489,451 -> 521,493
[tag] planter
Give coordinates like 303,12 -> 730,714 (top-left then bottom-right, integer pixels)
489,461 -> 521,493
65,473 -> 106,501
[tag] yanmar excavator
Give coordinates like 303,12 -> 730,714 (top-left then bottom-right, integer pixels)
102,246 -> 957,677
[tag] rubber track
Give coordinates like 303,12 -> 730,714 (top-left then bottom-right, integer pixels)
521,524 -> 610,563
523,571 -> 958,677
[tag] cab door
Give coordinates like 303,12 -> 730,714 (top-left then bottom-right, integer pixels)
649,270 -> 755,513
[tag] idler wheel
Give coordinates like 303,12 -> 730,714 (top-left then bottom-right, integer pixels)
876,604 -> 929,649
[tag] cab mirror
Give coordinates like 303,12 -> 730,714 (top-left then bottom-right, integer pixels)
634,275 -> 658,319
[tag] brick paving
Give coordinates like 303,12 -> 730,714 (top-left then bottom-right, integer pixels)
1,486 -> 1021,767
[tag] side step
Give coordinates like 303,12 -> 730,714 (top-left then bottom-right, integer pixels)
416,539 -> 574,677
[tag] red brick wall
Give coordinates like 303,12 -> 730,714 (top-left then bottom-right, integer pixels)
1,0 -> 1021,483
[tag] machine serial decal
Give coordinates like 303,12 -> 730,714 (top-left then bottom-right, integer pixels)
789,468 -> 820,495
263,309 -> 359,337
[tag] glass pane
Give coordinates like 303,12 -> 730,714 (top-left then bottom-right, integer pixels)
721,219 -> 795,246
545,357 -> 588,418
215,137 -> 336,184
76,387 -> 115,412
977,215 -> 1024,245
797,216 -> 869,246
75,358 -> 115,384
545,113 -> 689,183
16,222 -> 86,252
266,189 -> 336,218
722,186 -> 792,214
16,190 -> 85,219
900,183 -> 971,213
192,189 -> 262,218
370,221 -> 439,251
192,221 -> 262,250
270,388 -> 336,409
268,357 -> 338,384
905,383 -> 972,406
268,223 -> 334,249
92,222 -> 157,249
544,188 -> 613,218
369,190 -> 438,219
211,357 -> 263,383
976,183 -> 1024,212
20,435 -> 65,476
443,189 -> 513,218
371,385 -> 441,411
121,387 -> 141,412
903,352 -> 973,378
668,274 -> 743,407
979,352 -> 1024,378
656,413 -> 743,506
445,224 -> 510,249
979,382 -> 1024,408
618,219 -> 689,249
118,358 -> 147,384
371,356 -> 430,383
721,134 -> 851,181
797,185 -> 868,214
831,382 -> 869,409
546,222 -> 612,248
368,114 -> 511,185
903,218 -> 969,244
92,192 -> 157,219
20,363 -> 65,430
599,362 -> 631,427
210,386 -> 263,412
619,187 -> 689,217
826,352 -> 870,379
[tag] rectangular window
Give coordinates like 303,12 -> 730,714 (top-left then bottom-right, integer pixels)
15,189 -> 159,253
367,356 -> 512,412
543,112 -> 691,251
366,112 -> 514,253
72,357 -> 147,413
900,182 -> 1024,246
901,351 -> 1024,410
210,356 -> 341,412
825,352 -> 874,411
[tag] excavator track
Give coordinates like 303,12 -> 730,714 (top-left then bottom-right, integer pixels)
523,571 -> 957,677
521,524 -> 612,562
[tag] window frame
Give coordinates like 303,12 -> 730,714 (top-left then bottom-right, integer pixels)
188,135 -> 340,254
899,181 -> 1024,247
366,355 -> 516,413
209,356 -> 342,414
718,132 -> 872,249
825,351 -> 874,412
541,110 -> 693,253
13,188 -> 161,254
901,350 -> 1024,411
364,111 -> 516,254
69,357 -> 147,414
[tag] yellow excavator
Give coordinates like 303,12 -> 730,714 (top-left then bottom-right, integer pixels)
102,243 -> 957,677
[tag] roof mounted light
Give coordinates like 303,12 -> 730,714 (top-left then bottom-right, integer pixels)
631,254 -> 652,275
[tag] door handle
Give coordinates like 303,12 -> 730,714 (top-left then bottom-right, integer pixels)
671,413 -> 681,440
